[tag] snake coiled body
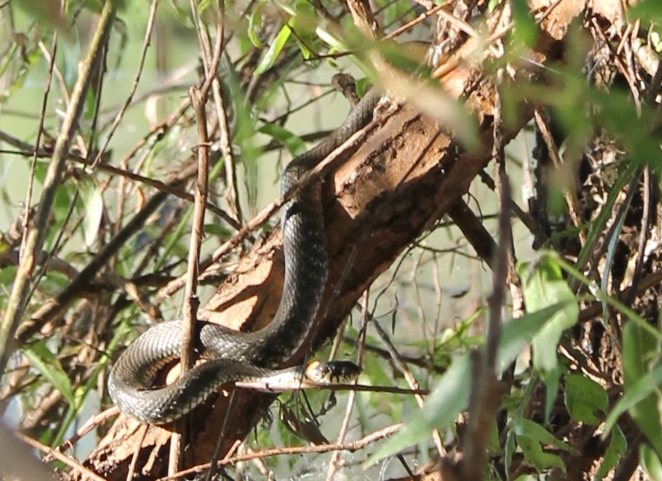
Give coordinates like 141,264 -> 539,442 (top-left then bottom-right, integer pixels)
108,89 -> 380,424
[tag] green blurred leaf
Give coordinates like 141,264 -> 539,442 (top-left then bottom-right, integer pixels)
518,257 -> 579,377
517,436 -> 566,473
198,0 -> 213,15
641,443 -> 662,481
15,0 -> 71,35
366,355 -> 471,466
511,0 -> 539,47
289,1 -> 318,60
168,1 -> 195,29
543,364 -> 563,422
204,223 -> 233,239
505,430 -> 516,474
630,1 -> 662,26
496,303 -> 568,373
24,342 -> 75,405
258,123 -> 307,157
77,176 -> 103,247
603,362 -> 662,436
512,417 -> 572,452
594,425 -> 627,480
622,320 -> 662,458
564,373 -> 608,425
256,25 -> 291,75
367,303 -> 568,466
248,6 -> 266,48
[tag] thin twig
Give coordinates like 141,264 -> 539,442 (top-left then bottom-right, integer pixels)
17,429 -> 104,481
371,314 -> 446,458
206,391 -> 241,481
0,0 -> 116,375
17,189 -> 169,343
625,166 -> 650,305
233,379 -> 429,396
158,423 -> 403,481
90,0 -> 160,169
126,425 -> 149,481
325,289 -> 368,481
460,86 -> 509,481
156,117 -> 379,301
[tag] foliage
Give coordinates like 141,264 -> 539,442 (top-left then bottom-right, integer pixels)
1,0 -> 662,480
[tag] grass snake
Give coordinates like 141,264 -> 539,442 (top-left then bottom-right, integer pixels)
108,88 -> 380,424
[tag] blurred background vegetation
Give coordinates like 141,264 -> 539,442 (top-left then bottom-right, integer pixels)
1,0 -> 662,480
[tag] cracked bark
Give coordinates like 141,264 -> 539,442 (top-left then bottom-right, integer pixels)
81,1 -> 587,477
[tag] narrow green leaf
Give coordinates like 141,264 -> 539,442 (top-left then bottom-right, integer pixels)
518,436 -> 566,473
594,425 -> 626,480
641,443 -> 662,481
551,252 -> 662,341
518,257 -> 579,377
505,430 -> 516,475
622,320 -> 662,458
497,303 -> 569,374
564,373 -> 608,425
248,6 -> 265,48
511,418 -> 572,452
511,0 -> 539,47
24,342 -> 75,405
255,26 -> 291,75
367,302 -> 568,467
258,123 -> 307,157
204,223 -> 233,239
543,364 -> 563,423
78,176 -> 104,247
603,362 -> 662,435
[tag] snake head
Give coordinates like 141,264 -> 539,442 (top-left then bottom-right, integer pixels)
304,360 -> 361,384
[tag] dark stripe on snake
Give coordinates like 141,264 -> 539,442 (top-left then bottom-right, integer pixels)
107,88 -> 380,424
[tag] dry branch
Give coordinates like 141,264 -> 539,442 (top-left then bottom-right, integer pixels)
79,1 -> 590,478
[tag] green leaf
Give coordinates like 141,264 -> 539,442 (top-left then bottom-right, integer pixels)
204,223 -> 233,239
641,443 -> 662,481
496,303 -> 568,373
255,25 -> 291,75
517,436 -> 566,473
505,430 -> 516,475
622,320 -> 662,458
511,0 -> 539,47
288,1 -> 318,59
247,6 -> 265,48
77,176 -> 104,247
543,364 -> 563,422
518,257 -> 579,377
594,425 -> 626,480
564,373 -> 608,425
24,342 -> 75,405
365,355 -> 472,466
367,302 -> 568,466
511,417 -> 572,452
603,362 -> 662,436
630,2 -> 662,26
258,122 -> 307,157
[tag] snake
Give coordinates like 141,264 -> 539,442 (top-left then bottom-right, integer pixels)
107,88 -> 380,424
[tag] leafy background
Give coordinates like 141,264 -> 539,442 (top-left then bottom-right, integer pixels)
1,0 -> 662,480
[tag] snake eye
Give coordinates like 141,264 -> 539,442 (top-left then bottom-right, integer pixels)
305,360 -> 360,384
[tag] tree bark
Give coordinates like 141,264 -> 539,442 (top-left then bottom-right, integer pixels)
83,1 -> 592,478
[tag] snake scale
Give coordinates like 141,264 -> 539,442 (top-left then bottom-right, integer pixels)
108,88 -> 380,424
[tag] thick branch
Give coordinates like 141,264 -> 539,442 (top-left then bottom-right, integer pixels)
85,1 -> 584,477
